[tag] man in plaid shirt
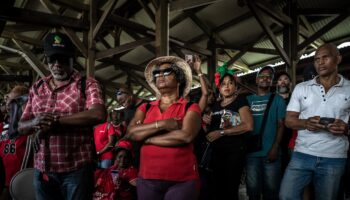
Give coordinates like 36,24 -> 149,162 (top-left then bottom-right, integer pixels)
18,32 -> 106,200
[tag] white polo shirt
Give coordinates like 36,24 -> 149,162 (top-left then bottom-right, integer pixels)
287,75 -> 350,158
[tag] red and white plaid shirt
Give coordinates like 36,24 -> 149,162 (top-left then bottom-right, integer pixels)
21,71 -> 104,173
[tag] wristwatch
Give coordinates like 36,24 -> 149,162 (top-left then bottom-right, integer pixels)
219,130 -> 225,136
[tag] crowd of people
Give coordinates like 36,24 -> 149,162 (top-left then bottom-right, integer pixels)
0,32 -> 349,200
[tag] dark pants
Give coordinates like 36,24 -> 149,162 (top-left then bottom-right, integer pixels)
137,177 -> 198,200
211,147 -> 246,200
33,164 -> 94,200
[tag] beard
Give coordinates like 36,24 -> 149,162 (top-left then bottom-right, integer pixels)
277,86 -> 290,94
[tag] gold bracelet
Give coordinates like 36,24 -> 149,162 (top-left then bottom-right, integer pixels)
155,121 -> 159,129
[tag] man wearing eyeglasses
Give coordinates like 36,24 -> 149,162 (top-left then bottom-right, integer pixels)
18,32 -> 106,200
246,66 -> 286,200
115,86 -> 148,126
115,85 -> 148,168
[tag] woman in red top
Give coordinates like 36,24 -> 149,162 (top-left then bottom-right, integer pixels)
126,56 -> 202,200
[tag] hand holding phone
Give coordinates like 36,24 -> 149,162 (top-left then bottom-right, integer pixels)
319,117 -> 335,126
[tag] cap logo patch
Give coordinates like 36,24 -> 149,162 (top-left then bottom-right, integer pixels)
52,35 -> 65,48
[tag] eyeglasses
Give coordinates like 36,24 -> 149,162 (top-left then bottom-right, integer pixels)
152,67 -> 174,78
257,74 -> 273,79
115,91 -> 128,96
47,55 -> 71,65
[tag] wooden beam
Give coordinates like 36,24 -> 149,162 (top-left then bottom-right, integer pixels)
170,44 -> 185,58
109,13 -> 211,56
12,40 -> 48,77
247,0 -> 291,66
255,0 -> 292,25
4,24 -> 46,32
0,74 -> 32,82
123,29 -> 155,54
93,0 -> 117,39
207,38 -> 216,84
87,0 -> 97,77
184,10 -> 211,36
96,37 -> 154,60
95,62 -> 111,71
106,71 -> 125,81
109,59 -> 144,72
63,28 -> 88,58
0,7 -> 87,30
1,31 -> 42,46
297,8 -> 349,16
51,0 -> 89,12
0,61 -> 31,70
170,0 -> 222,12
215,44 -> 279,55
188,12 -> 252,44
298,14 -> 348,51
0,53 -> 18,59
138,0 -> 155,23
155,0 -> 169,56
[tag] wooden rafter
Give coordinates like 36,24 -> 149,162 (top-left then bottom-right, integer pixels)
254,0 -> 292,25
12,39 -> 48,77
298,14 -> 348,51
96,37 -> 154,60
170,0 -> 222,12
0,74 -> 32,82
247,0 -> 291,66
0,7 -> 87,30
138,0 -> 155,23
93,0 -> 118,39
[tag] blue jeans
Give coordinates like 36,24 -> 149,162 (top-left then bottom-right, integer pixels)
246,156 -> 281,200
279,152 -> 347,200
33,164 -> 94,200
97,159 -> 113,169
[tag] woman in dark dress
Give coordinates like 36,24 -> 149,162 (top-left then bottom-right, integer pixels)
205,65 -> 253,200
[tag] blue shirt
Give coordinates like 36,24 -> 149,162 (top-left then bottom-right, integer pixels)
246,93 -> 286,157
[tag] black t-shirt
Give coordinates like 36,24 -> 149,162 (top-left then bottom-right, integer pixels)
208,95 -> 249,151
124,99 -> 149,126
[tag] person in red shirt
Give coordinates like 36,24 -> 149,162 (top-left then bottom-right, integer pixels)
93,140 -> 138,200
110,109 -> 126,138
94,122 -> 117,169
127,56 -> 202,200
0,85 -> 29,200
18,32 -> 106,200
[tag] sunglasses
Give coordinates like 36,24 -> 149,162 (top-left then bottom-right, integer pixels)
152,67 -> 174,78
47,55 -> 71,65
115,91 -> 128,96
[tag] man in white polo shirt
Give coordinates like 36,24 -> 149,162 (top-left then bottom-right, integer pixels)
279,43 -> 350,200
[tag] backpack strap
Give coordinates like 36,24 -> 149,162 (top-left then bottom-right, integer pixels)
80,76 -> 86,100
145,103 -> 151,113
33,79 -> 45,95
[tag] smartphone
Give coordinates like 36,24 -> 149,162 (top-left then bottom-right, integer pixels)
185,54 -> 193,63
319,117 -> 335,126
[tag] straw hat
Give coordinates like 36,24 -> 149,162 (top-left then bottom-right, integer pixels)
144,56 -> 192,99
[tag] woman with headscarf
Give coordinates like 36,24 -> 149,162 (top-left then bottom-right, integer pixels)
126,56 -> 202,200
205,63 -> 253,200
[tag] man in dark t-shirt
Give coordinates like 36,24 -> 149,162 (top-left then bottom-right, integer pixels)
115,86 -> 148,168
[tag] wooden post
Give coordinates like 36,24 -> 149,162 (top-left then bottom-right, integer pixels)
155,0 -> 169,56
87,0 -> 97,77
